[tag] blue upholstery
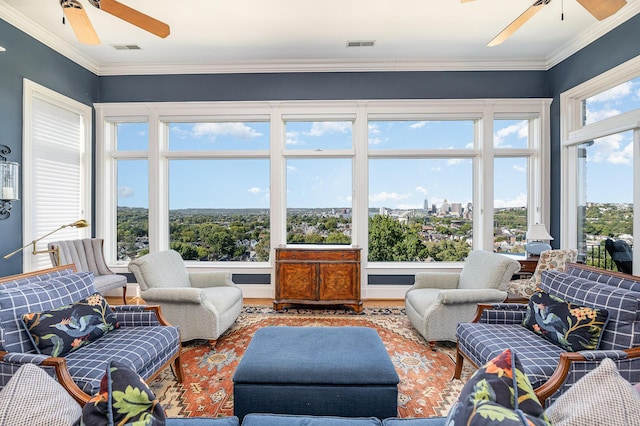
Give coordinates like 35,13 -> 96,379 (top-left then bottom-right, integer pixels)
242,414 -> 382,425
233,327 -> 399,422
455,264 -> 640,406
383,419 -> 447,426
0,268 -> 181,401
167,417 -> 240,425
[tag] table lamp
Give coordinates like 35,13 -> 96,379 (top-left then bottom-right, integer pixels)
525,223 -> 553,258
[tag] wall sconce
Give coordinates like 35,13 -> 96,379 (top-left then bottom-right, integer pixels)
525,223 -> 553,258
0,144 -> 20,220
3,219 -> 90,263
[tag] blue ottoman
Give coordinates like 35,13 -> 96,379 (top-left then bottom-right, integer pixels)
233,327 -> 399,422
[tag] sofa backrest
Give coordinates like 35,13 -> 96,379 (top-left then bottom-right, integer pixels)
0,272 -> 96,353
565,263 -> 640,293
540,270 -> 640,350
0,265 -> 76,290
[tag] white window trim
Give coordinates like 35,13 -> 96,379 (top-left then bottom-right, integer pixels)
95,99 -> 551,299
23,79 -> 92,272
560,55 -> 640,276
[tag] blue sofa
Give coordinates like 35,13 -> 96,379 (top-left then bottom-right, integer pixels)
454,262 -> 640,406
0,264 -> 183,404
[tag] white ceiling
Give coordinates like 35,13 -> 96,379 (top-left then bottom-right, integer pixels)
1,0 -> 639,76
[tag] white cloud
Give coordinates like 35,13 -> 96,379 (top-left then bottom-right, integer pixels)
368,137 -> 383,145
494,193 -> 527,208
307,122 -> 351,136
118,186 -> 135,198
513,164 -> 526,173
397,203 -> 424,209
415,186 -> 428,194
494,120 -> 527,147
287,165 -> 299,173
191,123 -> 263,140
586,107 -> 621,123
286,131 -> 304,146
136,130 -> 147,137
248,187 -> 261,194
590,133 -> 632,165
369,191 -> 412,202
311,176 -> 324,191
607,142 -> 633,164
447,158 -> 466,166
410,121 -> 427,129
588,82 -> 633,103
368,123 -> 381,135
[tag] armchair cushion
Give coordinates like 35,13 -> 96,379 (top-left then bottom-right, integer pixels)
0,363 -> 82,426
544,358 -> 640,425
446,348 -> 551,425
128,250 -> 191,290
522,290 -> 609,352
80,360 -> 166,426
21,292 -> 119,357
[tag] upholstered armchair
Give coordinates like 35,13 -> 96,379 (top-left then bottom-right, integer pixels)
48,238 -> 128,304
405,250 -> 520,348
507,248 -> 578,299
128,250 -> 243,342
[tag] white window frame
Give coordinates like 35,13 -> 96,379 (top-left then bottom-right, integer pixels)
95,99 -> 551,299
560,55 -> 640,276
22,79 -> 92,272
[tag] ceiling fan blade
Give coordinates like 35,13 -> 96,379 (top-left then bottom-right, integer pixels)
576,0 -> 627,20
90,0 -> 170,38
60,0 -> 100,45
487,0 -> 549,47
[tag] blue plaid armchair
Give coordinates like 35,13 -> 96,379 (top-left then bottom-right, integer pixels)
0,265 -> 183,404
454,262 -> 640,407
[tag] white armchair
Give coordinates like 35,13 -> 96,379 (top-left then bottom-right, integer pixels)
405,250 -> 520,348
128,250 -> 243,342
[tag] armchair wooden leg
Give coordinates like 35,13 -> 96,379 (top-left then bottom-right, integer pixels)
172,354 -> 184,383
428,341 -> 436,351
122,285 -> 127,305
453,347 -> 464,379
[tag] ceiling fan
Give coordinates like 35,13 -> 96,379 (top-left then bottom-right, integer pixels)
59,0 -> 170,45
463,0 -> 627,47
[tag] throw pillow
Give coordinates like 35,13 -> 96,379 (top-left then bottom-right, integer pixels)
21,292 -> 119,357
522,290 -> 608,352
0,363 -> 82,426
545,358 -> 640,425
80,360 -> 166,426
446,348 -> 551,425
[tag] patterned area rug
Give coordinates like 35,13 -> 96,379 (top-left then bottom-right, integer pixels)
149,306 -> 473,419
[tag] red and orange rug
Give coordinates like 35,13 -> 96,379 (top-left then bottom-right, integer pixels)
149,306 -> 473,419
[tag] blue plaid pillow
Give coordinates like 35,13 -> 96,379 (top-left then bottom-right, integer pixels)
21,293 -> 119,357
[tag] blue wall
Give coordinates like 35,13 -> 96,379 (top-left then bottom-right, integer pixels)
1,13 -> 639,276
0,20 -> 98,276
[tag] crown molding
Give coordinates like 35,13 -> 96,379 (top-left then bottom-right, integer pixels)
546,1 -> 640,69
1,2 -> 638,76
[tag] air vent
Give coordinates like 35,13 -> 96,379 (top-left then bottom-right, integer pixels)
111,44 -> 141,50
346,40 -> 375,48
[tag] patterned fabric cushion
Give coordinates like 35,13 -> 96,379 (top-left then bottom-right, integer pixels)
523,290 -> 609,352
540,271 -> 640,350
545,358 -> 640,425
508,249 -> 578,299
21,292 -> 119,357
80,360 -> 166,425
0,272 -> 96,353
456,322 -> 565,389
0,363 -> 82,425
446,348 -> 551,425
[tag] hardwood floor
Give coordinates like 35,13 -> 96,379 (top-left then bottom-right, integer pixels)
106,296 -> 404,308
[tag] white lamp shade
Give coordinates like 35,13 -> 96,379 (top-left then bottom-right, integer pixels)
526,223 -> 553,241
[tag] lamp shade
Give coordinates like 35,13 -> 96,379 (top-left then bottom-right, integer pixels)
0,160 -> 19,201
526,223 -> 553,241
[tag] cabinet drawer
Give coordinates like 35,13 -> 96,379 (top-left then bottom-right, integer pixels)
276,249 -> 360,261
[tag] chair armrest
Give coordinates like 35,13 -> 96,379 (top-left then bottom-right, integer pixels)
408,272 -> 460,291
141,287 -> 206,304
113,304 -> 171,327
535,346 -> 640,407
470,303 -> 529,323
0,351 -> 90,405
188,271 -> 235,288
437,289 -> 507,305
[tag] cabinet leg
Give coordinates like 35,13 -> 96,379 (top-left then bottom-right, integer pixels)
273,302 -> 284,312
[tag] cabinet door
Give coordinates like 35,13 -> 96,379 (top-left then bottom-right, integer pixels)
318,263 -> 358,300
277,263 -> 317,300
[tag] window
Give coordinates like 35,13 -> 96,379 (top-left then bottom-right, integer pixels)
23,80 -> 91,272
561,56 -> 640,274
96,100 -> 550,295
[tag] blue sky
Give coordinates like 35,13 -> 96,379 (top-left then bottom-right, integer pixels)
117,79 -> 639,209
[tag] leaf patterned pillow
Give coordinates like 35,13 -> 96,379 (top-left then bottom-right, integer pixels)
80,360 -> 166,426
523,290 -> 609,352
446,348 -> 551,425
21,292 -> 119,357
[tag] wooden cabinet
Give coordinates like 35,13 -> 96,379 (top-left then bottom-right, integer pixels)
274,248 -> 362,312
